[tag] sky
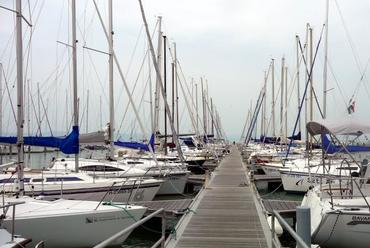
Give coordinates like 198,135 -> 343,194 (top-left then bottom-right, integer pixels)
1,0 -> 370,142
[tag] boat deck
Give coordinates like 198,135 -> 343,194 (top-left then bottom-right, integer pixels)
165,146 -> 270,248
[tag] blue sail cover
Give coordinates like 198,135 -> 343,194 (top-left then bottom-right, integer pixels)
260,135 -> 280,144
288,131 -> 301,141
202,134 -> 214,143
180,137 -> 195,147
0,126 -> 79,154
322,134 -> 370,154
114,133 -> 154,152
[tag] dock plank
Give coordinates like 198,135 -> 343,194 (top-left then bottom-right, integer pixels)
165,146 -> 269,248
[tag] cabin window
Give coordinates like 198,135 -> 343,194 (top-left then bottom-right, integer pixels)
0,178 -> 15,183
32,178 -> 44,183
80,165 -> 124,172
46,177 -> 83,182
127,161 -> 144,165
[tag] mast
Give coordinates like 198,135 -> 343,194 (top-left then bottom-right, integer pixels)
296,35 -> 301,134
262,71 -> 267,137
86,89 -> 89,133
71,0 -> 79,172
65,90 -> 68,133
271,59 -> 275,137
153,16 -> 162,137
108,0 -> 114,158
37,82 -> 42,136
285,66 -> 288,144
0,63 -> 2,164
174,43 -> 179,134
201,77 -> 207,135
16,0 -> 25,195
163,35 -> 167,155
280,57 -> 285,144
148,41 -> 154,135
309,27 -> 313,148
99,95 -> 102,130
323,0 -> 329,118
304,23 -> 309,151
210,98 -> 214,136
27,80 -> 30,137
195,83 -> 199,134
171,60 -> 175,141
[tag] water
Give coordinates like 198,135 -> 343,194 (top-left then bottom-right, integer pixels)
258,186 -> 304,201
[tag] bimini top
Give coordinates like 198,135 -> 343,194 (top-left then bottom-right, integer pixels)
306,119 -> 370,136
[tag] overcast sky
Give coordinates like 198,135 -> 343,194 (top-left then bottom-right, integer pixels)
1,0 -> 370,141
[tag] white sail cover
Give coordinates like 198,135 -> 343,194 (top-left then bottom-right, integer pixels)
307,119 -> 370,136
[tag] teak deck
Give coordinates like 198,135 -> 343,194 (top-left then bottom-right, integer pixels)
165,146 -> 270,248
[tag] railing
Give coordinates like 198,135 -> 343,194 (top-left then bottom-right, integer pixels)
93,208 -> 166,248
0,201 -> 25,242
270,209 -> 310,248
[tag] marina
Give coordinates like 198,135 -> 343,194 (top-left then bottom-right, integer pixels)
1,0 -> 370,247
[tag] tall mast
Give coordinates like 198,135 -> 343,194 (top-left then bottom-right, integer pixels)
195,83 -> 199,134
210,98 -> 214,136
171,61 -> 175,139
163,35 -> 167,155
16,0 -> 25,194
201,77 -> 207,135
99,95 -> 102,130
37,82 -> 41,136
285,66 -> 288,144
0,63 -> 3,163
309,28 -> 313,135
71,0 -> 79,172
148,42 -> 154,135
280,57 -> 285,143
262,71 -> 267,136
174,43 -> 179,134
296,35 -> 301,134
304,24 -> 309,150
86,89 -> 89,133
65,90 -> 68,133
271,59 -> 275,137
108,0 -> 114,158
153,16 -> 162,137
323,0 -> 329,118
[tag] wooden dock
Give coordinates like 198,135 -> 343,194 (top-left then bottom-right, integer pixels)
165,146 -> 271,248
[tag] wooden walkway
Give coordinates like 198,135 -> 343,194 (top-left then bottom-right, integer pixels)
165,146 -> 270,248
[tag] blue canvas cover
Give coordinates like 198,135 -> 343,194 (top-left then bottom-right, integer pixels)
114,133 -> 155,152
322,134 -> 370,154
0,126 -> 79,154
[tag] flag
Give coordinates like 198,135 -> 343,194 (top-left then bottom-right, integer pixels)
347,100 -> 355,114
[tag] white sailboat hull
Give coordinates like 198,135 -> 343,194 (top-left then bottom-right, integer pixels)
2,198 -> 147,247
156,173 -> 189,195
281,170 -> 350,193
311,211 -> 370,248
23,181 -> 160,202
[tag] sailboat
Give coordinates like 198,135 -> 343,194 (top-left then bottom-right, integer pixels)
301,119 -> 370,248
1,1 -> 147,246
